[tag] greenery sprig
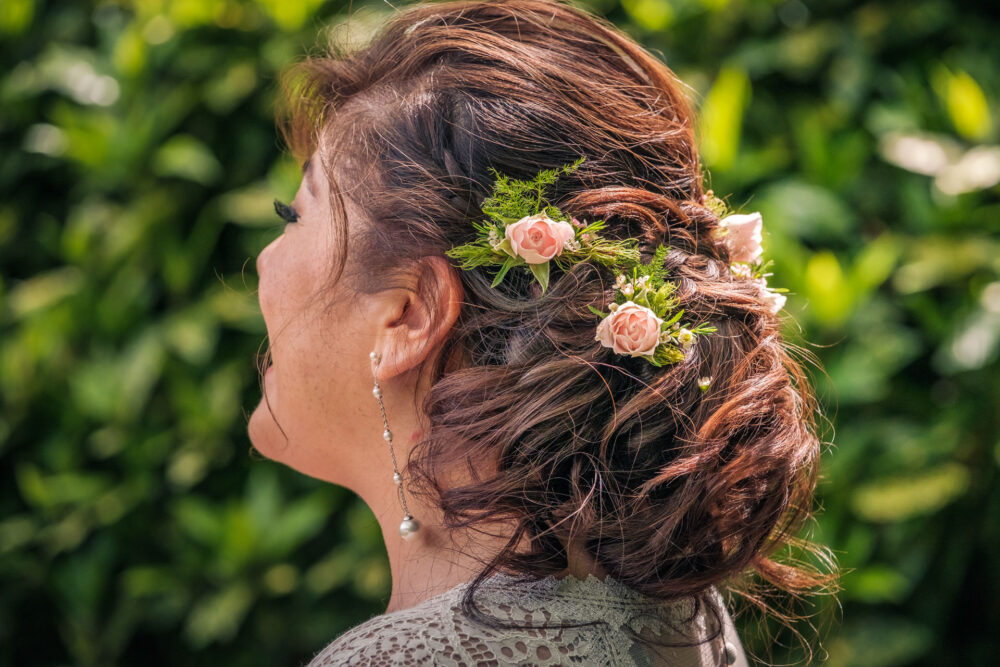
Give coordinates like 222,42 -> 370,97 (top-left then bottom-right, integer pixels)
444,156 -> 640,294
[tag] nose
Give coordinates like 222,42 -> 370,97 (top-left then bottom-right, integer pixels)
256,238 -> 275,277
256,239 -> 278,323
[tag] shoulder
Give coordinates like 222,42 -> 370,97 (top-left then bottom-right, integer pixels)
304,585 -> 471,666
303,576 -> 601,666
304,574 -> 747,667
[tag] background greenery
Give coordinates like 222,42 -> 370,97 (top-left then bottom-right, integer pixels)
1,0 -> 996,664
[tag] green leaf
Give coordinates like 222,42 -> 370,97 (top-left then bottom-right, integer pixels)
184,582 -> 255,648
528,261 -> 550,293
259,494 -> 329,559
587,305 -> 607,318
699,66 -> 750,169
932,65 -> 994,140
173,497 -> 223,547
851,463 -> 970,523
494,237 -> 514,257
491,255 -> 517,287
152,134 -> 222,185
662,308 -> 685,327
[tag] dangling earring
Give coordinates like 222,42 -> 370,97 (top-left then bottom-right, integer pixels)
370,350 -> 420,540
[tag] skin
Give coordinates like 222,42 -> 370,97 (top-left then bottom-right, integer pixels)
248,149 -> 607,614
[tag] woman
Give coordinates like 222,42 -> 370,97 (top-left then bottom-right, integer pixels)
249,0 -> 836,664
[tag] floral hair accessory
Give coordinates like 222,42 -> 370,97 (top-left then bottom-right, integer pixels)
444,156 -> 640,294
704,190 -> 789,314
588,245 -> 718,367
446,157 -> 718,368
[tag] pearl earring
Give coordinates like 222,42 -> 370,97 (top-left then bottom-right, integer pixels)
370,350 -> 420,540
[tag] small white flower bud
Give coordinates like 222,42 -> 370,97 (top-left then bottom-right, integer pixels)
677,328 -> 695,349
730,262 -> 752,279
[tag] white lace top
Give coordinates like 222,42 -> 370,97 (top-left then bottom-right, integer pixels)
305,571 -> 749,666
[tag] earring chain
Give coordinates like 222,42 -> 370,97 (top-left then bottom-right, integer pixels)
371,354 -> 412,518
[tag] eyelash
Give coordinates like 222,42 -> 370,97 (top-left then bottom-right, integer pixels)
273,198 -> 299,224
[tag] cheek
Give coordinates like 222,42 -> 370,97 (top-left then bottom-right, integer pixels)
252,318 -> 372,486
263,298 -> 357,426
251,309 -> 340,451
259,235 -> 330,344
252,226 -> 376,481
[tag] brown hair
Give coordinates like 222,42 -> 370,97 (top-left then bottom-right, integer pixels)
271,0 -> 838,660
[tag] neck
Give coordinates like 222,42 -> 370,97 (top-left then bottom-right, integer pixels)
370,481 -> 510,614
358,366 -> 515,614
359,369 -> 598,614
370,483 -> 608,613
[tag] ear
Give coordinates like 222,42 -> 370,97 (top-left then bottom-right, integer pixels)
372,255 -> 464,382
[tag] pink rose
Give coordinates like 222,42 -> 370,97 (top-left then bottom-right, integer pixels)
504,212 -> 577,264
595,300 -> 664,357
718,212 -> 763,264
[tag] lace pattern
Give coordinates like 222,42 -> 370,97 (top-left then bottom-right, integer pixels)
305,571 -> 748,666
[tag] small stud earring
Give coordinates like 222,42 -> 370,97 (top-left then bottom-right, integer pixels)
370,350 -> 420,540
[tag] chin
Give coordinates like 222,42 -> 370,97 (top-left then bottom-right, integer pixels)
247,397 -> 290,461
246,400 -> 335,484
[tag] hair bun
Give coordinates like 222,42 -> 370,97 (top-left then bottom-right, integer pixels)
564,185 -> 725,261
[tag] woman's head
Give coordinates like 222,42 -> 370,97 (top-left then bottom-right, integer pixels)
251,0 -> 836,645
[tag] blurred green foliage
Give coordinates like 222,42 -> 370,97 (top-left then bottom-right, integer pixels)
1,0 -> 997,665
